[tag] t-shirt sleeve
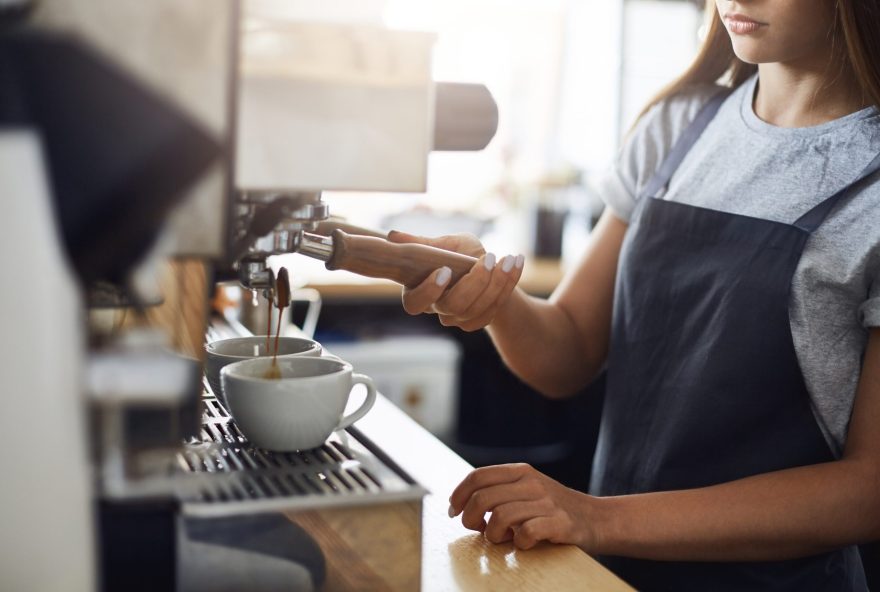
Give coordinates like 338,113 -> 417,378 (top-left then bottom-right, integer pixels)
859,274 -> 880,327
594,84 -> 722,223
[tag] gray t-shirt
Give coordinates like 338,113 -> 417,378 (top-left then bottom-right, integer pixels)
596,74 -> 880,456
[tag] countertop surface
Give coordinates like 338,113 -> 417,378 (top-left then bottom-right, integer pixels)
356,394 -> 633,592
208,315 -> 630,590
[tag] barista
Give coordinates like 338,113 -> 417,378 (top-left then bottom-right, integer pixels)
390,0 -> 880,590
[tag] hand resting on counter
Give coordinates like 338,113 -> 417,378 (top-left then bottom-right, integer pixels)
447,463 -> 603,551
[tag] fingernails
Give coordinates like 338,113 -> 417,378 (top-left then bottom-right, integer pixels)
515,254 -> 525,269
448,504 -> 457,518
483,253 -> 496,271
436,267 -> 452,286
501,255 -> 515,273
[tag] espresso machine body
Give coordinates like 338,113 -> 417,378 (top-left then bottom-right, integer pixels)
0,1 -> 497,590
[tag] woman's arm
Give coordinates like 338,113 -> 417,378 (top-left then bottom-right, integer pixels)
487,210 -> 627,397
448,328 -> 880,559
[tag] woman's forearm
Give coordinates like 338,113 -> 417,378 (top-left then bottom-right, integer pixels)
483,211 -> 627,398
591,458 -> 880,561
487,288 -> 602,398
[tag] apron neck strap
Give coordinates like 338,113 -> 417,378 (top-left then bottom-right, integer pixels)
639,89 -> 730,200
794,150 -> 880,233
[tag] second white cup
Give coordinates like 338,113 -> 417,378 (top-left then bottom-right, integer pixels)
204,336 -> 322,407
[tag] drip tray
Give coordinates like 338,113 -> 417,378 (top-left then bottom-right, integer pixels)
176,397 -> 426,517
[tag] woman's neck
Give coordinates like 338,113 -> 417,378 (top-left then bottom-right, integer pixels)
755,59 -> 867,128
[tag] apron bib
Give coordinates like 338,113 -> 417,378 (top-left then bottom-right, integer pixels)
591,91 -> 879,591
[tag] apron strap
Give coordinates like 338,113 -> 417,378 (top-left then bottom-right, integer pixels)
794,150 -> 880,233
639,89 -> 730,200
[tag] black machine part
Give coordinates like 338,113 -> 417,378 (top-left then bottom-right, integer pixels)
0,29 -> 221,286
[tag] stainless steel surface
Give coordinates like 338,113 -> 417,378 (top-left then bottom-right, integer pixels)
177,395 -> 425,517
297,232 -> 334,262
227,192 -> 328,264
273,229 -> 297,252
238,257 -> 275,291
87,334 -> 203,500
239,191 -> 321,205
238,191 -> 329,227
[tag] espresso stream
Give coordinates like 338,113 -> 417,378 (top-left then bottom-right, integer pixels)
263,267 -> 290,380
265,288 -> 273,354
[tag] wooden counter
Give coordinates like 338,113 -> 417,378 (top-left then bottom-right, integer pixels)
356,394 -> 633,592
205,321 -> 629,590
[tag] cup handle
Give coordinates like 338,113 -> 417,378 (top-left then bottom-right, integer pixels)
336,373 -> 377,430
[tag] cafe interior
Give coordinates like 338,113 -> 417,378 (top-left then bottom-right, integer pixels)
2,0 -> 877,590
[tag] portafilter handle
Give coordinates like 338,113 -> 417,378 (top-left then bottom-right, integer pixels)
298,230 -> 477,289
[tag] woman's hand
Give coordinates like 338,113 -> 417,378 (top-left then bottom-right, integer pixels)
448,463 -> 602,551
387,230 -> 524,332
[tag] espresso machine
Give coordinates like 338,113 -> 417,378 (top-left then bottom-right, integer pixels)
0,1 -> 496,591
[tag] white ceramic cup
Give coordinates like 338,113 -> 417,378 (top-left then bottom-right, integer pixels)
204,336 -> 322,408
220,356 -> 377,451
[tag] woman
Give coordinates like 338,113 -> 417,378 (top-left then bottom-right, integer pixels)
390,0 -> 880,589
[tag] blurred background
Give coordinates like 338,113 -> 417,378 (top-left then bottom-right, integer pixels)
266,0 -> 705,490
309,0 -> 702,261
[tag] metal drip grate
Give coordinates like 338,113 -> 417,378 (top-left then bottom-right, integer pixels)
176,396 -> 424,517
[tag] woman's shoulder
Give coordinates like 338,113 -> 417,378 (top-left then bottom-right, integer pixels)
598,81 -> 736,222
615,83 -> 726,192
635,82 -> 729,146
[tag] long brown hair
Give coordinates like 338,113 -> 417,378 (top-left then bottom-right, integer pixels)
637,0 -> 880,121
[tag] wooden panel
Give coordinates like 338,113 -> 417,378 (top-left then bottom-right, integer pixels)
287,502 -> 422,591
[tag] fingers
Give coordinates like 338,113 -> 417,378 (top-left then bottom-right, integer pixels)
448,464 -> 582,550
433,253 -> 524,330
513,517 -> 561,550
403,252 -> 523,325
388,230 -> 485,258
483,500 -> 553,544
449,463 -> 533,516
458,481 -> 542,532
452,254 -> 525,331
391,227 -> 525,330
434,252 -> 496,315
401,267 -> 452,315
387,229 -> 434,245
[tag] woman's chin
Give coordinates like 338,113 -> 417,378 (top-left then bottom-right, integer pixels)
729,44 -> 773,66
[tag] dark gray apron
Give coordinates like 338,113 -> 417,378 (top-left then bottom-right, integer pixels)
590,91 -> 877,591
